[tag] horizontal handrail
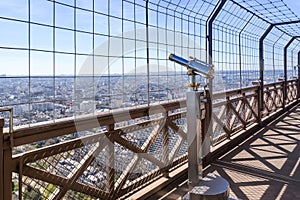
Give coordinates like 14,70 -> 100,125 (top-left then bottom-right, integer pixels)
3,99 -> 186,148
213,85 -> 259,99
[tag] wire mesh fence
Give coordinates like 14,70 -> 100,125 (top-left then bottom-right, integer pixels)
1,0 -> 300,128
1,1 -> 300,199
5,100 -> 188,200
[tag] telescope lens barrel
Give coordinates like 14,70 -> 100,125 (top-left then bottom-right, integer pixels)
189,60 -> 214,79
169,53 -> 189,66
169,53 -> 214,79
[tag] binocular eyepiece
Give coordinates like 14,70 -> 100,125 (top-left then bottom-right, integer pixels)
169,53 -> 214,79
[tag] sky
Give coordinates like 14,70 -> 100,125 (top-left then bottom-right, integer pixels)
1,0 -> 300,76
285,0 -> 300,9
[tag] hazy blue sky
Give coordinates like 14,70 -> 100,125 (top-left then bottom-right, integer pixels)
286,0 -> 300,9
1,0 -> 300,76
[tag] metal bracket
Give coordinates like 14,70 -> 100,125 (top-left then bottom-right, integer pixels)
0,108 -> 14,148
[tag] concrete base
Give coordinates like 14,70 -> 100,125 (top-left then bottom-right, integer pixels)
188,173 -> 230,200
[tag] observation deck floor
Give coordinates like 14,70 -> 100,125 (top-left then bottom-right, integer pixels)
148,105 -> 300,200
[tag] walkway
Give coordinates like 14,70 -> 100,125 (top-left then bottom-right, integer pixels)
148,105 -> 300,200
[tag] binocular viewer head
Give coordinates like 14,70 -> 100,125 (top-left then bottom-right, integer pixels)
169,53 -> 214,79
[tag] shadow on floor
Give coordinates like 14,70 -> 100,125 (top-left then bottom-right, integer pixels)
147,105 -> 300,200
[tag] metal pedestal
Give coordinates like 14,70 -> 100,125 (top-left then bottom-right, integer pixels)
189,173 -> 230,200
187,90 -> 203,186
168,53 -> 230,199
186,90 -> 230,199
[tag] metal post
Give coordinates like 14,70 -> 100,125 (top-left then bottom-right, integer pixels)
168,54 -> 214,187
259,24 -> 274,112
273,33 -> 285,82
239,15 -> 254,88
0,110 -> 13,200
205,0 -> 227,167
298,51 -> 300,99
207,0 -> 227,93
162,111 -> 169,177
284,37 -> 297,109
187,87 -> 203,187
202,88 -> 211,158
257,86 -> 262,124
0,118 -> 4,200
3,138 -> 12,200
105,125 -> 115,197
187,85 -> 230,199
186,70 -> 203,187
207,0 -> 227,65
146,0 -> 150,106
226,96 -> 230,137
206,0 -> 227,89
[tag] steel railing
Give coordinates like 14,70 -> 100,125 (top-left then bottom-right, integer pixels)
0,80 -> 299,200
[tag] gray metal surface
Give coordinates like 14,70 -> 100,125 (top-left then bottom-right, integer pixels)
187,90 -> 204,186
169,54 -> 214,79
189,173 -> 230,200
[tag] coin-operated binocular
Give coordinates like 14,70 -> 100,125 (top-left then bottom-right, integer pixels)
169,53 -> 214,186
169,53 -> 229,199
169,53 -> 214,78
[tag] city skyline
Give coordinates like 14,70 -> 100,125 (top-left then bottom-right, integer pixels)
0,69 -> 296,128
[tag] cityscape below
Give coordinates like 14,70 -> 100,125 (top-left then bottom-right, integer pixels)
0,69 -> 296,128
1,68 -> 296,199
